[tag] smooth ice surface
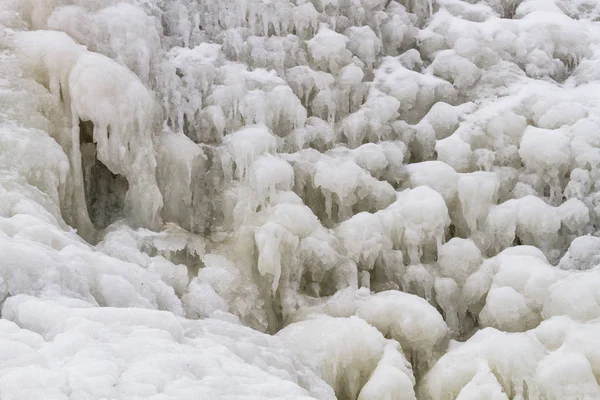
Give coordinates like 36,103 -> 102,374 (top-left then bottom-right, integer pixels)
2,0 -> 600,398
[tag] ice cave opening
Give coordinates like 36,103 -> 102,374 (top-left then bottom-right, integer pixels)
79,119 -> 130,232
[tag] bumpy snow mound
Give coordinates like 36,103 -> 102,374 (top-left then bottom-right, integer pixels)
418,317 -> 600,399
278,316 -> 416,400
2,0 -> 600,398
1,295 -> 334,399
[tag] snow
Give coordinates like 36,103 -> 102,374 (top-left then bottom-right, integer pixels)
2,0 -> 600,398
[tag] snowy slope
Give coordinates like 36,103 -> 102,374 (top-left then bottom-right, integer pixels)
1,0 -> 600,398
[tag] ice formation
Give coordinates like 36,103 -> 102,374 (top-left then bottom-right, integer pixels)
2,0 -> 600,398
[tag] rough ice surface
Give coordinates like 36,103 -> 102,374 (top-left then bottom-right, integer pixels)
2,0 -> 600,398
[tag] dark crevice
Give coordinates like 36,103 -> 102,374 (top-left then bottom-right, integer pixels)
79,119 -> 94,144
79,119 -> 129,230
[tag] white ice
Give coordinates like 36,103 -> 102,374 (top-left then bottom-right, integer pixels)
2,0 -> 600,398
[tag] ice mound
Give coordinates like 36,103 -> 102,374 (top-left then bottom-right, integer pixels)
418,317 -> 600,399
278,316 -> 416,400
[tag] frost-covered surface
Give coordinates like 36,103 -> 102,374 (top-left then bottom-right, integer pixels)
1,0 -> 600,397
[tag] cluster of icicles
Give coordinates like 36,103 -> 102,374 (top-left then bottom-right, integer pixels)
0,0 -> 600,398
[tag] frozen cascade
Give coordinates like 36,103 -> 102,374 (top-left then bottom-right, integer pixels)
2,0 -> 600,398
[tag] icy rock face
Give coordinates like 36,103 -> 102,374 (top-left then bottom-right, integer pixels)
3,0 -> 600,398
